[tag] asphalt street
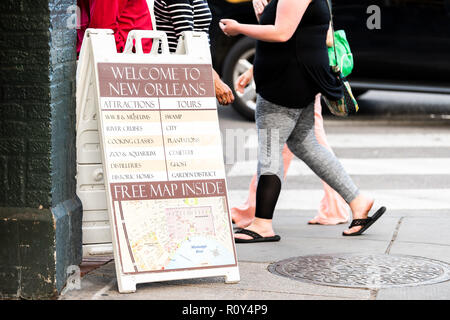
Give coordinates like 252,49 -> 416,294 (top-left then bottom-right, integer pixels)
61,90 -> 450,300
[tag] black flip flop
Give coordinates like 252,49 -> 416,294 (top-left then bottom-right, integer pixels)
343,206 -> 387,236
234,229 -> 281,243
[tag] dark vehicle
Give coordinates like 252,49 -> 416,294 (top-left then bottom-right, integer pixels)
208,0 -> 450,120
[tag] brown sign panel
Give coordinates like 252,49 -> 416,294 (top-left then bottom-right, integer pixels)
96,62 -> 237,276
98,63 -> 215,98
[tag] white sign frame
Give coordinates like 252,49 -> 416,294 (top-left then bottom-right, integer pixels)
78,28 -> 240,293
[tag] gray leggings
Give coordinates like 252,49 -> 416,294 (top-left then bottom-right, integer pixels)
256,94 -> 359,204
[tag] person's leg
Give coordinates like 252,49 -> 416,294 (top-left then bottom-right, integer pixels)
230,175 -> 257,228
234,95 -> 300,240
286,102 -> 375,234
231,144 -> 294,228
309,94 -> 350,225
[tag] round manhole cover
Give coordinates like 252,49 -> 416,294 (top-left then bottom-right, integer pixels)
268,254 -> 450,289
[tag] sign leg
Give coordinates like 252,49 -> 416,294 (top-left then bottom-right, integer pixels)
118,277 -> 137,293
224,267 -> 240,284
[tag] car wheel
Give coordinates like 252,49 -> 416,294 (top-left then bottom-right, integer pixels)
222,36 -> 257,121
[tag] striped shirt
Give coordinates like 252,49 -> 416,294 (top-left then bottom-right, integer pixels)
153,0 -> 212,52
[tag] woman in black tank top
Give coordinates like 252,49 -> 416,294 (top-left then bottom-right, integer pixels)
220,0 -> 387,239
222,0 -> 343,108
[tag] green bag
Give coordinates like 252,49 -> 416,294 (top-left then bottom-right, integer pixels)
322,0 -> 359,117
328,30 -> 354,78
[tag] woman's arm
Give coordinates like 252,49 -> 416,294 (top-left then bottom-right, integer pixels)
213,69 -> 234,105
166,0 -> 234,105
326,21 -> 334,48
235,66 -> 253,94
253,0 -> 268,21
220,0 -> 311,42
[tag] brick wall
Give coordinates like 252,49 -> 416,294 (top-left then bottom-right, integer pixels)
0,0 -> 82,299
49,0 -> 78,207
0,0 -> 52,208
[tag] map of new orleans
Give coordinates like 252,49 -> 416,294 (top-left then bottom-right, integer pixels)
120,196 -> 235,272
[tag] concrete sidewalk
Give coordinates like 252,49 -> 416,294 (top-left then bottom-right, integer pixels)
60,208 -> 450,300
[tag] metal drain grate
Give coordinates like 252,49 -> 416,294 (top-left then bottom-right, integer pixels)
268,254 -> 450,289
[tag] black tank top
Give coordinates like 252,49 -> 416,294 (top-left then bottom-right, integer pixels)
253,0 -> 343,108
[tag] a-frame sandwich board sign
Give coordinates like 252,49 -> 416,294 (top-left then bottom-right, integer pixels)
78,28 -> 240,293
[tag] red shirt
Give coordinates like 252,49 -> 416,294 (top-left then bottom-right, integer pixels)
77,0 -> 153,54
77,0 -> 90,54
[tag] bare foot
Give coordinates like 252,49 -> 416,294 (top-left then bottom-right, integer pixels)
231,205 -> 256,229
232,212 -> 254,229
343,195 -> 374,235
308,218 -> 322,225
308,217 -> 348,225
234,218 -> 275,240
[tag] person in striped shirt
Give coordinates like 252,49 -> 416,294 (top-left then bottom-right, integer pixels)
154,0 -> 234,105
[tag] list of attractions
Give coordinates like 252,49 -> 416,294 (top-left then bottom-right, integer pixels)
97,63 -> 237,274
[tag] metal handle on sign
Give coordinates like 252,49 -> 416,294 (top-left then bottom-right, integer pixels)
123,30 -> 170,55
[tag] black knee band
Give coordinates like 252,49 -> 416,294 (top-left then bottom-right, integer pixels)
255,174 -> 282,220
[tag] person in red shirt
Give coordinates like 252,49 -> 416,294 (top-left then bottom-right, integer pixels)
77,0 -> 153,55
77,0 -> 90,55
